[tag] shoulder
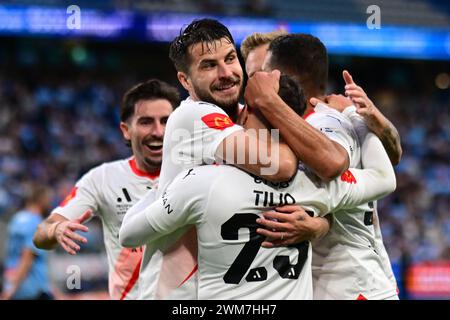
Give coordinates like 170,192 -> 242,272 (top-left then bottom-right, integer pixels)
75,158 -> 129,188
169,98 -> 229,122
171,165 -> 235,192
11,211 -> 40,230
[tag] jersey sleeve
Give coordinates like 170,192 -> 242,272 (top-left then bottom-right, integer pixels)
327,132 -> 396,211
306,103 -> 355,161
120,167 -> 210,247
51,167 -> 101,220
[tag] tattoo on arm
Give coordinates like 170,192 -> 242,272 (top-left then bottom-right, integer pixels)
379,121 -> 402,166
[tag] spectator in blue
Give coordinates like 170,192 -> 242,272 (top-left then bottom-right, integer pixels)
1,183 -> 53,300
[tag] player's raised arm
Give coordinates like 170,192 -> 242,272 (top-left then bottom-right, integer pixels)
343,70 -> 402,165
216,73 -> 297,183
331,108 -> 397,209
245,71 -> 349,182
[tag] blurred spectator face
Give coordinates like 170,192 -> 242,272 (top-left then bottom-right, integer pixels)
245,43 -> 269,77
179,39 -> 243,113
120,99 -> 173,171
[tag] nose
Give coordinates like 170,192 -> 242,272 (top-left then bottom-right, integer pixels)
151,121 -> 165,138
217,61 -> 233,79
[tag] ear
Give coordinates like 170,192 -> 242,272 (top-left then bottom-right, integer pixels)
177,71 -> 191,92
120,122 -> 131,141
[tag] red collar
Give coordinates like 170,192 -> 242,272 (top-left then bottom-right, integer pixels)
128,158 -> 160,180
303,109 -> 315,120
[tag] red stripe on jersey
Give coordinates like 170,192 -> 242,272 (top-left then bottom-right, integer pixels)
303,109 -> 315,120
178,264 -> 198,288
356,294 -> 368,300
129,158 -> 160,180
201,113 -> 234,130
119,257 -> 142,300
59,187 -> 78,207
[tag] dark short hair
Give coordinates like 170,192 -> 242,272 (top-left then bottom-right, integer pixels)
169,19 -> 235,74
120,79 -> 180,122
268,34 -> 328,96
278,75 -> 306,117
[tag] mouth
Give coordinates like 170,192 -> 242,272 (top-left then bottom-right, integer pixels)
214,81 -> 240,94
144,141 -> 163,154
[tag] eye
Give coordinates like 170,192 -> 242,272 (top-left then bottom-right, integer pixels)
201,61 -> 215,69
226,54 -> 236,63
138,118 -> 153,125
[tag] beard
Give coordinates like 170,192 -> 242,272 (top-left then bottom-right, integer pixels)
143,156 -> 162,169
191,77 -> 243,117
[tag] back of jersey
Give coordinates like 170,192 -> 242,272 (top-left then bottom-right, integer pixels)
194,165 -> 331,300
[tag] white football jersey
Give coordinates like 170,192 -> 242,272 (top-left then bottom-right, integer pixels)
307,105 -> 398,300
305,103 -> 360,168
52,157 -> 159,300
144,163 -> 390,300
136,97 -> 243,300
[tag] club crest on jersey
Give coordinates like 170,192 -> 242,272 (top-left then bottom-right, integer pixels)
340,170 -> 357,184
60,187 -> 78,207
201,113 -> 234,130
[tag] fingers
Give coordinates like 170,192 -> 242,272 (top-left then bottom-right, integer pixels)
261,210 -> 295,223
64,229 -> 88,244
261,239 -> 293,248
60,237 -> 79,255
275,205 -> 305,213
342,70 -> 354,85
352,97 -> 368,108
271,69 -> 281,80
345,89 -> 366,99
309,97 -> 326,106
75,209 -> 93,224
257,228 -> 284,239
68,222 -> 89,233
256,216 -> 291,230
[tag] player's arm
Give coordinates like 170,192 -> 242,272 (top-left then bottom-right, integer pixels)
333,108 -> 397,208
33,211 -> 91,255
120,169 -> 206,247
343,70 -> 402,165
2,249 -> 35,300
34,171 -> 98,255
216,110 -> 298,183
244,70 -> 349,182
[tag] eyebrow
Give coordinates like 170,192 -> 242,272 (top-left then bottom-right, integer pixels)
199,48 -> 237,65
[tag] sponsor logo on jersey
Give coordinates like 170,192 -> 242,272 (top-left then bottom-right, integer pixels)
201,113 -> 234,130
340,170 -> 357,184
60,187 -> 78,207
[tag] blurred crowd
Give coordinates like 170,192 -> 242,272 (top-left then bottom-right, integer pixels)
0,43 -> 448,298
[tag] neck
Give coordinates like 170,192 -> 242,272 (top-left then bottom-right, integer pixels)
134,157 -> 160,174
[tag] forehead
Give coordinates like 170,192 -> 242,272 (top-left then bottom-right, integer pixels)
189,38 -> 236,62
133,99 -> 173,118
261,50 -> 273,72
246,43 -> 270,76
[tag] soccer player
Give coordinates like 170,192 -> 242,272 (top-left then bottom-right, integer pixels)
121,19 -> 348,300
119,76 -> 397,299
251,34 -> 402,299
32,79 -> 179,300
240,30 -> 287,77
2,184 -> 53,300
